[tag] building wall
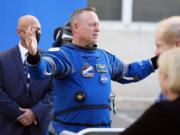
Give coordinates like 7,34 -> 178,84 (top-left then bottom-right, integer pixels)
87,0 -> 180,101
98,24 -> 160,101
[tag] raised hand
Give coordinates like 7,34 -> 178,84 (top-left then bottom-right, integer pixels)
25,27 -> 38,56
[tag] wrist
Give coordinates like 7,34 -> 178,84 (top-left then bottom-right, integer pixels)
27,51 -> 40,65
151,55 -> 159,70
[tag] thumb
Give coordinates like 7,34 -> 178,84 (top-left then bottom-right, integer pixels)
19,107 -> 26,112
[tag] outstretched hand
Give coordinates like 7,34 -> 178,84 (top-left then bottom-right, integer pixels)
25,27 -> 38,56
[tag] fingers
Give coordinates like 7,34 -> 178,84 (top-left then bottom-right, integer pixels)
19,118 -> 32,126
17,113 -> 33,126
17,108 -> 28,123
17,108 -> 26,121
26,27 -> 35,38
17,113 -> 29,126
17,113 -> 25,121
17,108 -> 36,126
34,120 -> 37,125
25,27 -> 38,55
19,107 -> 27,112
27,26 -> 36,34
26,27 -> 35,45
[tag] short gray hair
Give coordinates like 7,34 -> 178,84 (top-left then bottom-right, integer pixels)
70,7 -> 96,25
156,16 -> 180,46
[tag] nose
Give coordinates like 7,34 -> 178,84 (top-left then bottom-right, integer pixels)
95,25 -> 100,32
155,48 -> 160,56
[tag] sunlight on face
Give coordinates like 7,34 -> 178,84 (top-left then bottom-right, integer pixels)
77,11 -> 100,45
155,31 -> 172,56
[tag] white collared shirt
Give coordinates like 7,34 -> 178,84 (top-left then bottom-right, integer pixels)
18,42 -> 28,63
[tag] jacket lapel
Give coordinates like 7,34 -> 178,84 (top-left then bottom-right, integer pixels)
11,46 -> 27,86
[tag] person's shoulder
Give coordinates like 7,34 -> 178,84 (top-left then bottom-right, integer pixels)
41,47 -> 63,57
161,98 -> 180,110
47,47 -> 61,52
49,44 -> 73,53
0,46 -> 16,58
152,98 -> 180,113
97,48 -> 108,53
97,48 -> 115,57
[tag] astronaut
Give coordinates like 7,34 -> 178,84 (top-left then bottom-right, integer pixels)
52,22 -> 72,48
26,7 -> 158,134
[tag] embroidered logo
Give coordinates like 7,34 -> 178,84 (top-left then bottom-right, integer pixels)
82,63 -> 94,78
96,64 -> 107,72
100,74 -> 108,84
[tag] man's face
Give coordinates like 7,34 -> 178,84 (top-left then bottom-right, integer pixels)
18,18 -> 41,45
76,11 -> 100,45
155,31 -> 172,56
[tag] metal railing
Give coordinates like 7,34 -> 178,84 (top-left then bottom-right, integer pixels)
60,128 -> 125,135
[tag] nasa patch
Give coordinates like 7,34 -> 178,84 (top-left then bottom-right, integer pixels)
100,74 -> 108,84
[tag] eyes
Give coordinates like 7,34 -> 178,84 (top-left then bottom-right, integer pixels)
30,27 -> 41,32
156,43 -> 161,48
20,27 -> 41,34
88,23 -> 99,27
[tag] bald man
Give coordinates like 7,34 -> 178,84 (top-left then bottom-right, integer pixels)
155,16 -> 180,101
0,15 -> 53,135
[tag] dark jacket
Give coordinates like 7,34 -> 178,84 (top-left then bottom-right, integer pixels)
0,45 -> 53,135
120,97 -> 180,135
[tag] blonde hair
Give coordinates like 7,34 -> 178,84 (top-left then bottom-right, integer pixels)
156,16 -> 180,46
158,48 -> 180,95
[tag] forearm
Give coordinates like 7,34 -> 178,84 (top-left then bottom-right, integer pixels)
31,87 -> 53,122
27,51 -> 51,80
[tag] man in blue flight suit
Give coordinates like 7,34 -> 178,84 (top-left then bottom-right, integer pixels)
25,7 -> 158,134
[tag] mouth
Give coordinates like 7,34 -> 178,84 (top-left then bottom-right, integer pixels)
93,34 -> 98,38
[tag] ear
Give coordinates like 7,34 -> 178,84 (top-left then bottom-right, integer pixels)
175,39 -> 180,47
16,28 -> 20,34
163,72 -> 168,80
72,22 -> 79,32
160,71 -> 169,84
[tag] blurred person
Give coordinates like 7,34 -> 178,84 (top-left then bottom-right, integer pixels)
120,48 -> 180,135
0,15 -> 53,135
155,16 -> 180,101
25,7 -> 158,134
52,22 -> 72,48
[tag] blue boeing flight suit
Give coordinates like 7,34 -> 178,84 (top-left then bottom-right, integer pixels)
27,43 -> 155,134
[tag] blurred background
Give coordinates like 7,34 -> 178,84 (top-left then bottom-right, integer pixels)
0,0 -> 180,129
